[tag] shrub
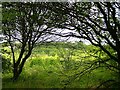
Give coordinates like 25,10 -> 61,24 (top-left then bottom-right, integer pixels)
2,55 -> 12,73
30,58 -> 43,67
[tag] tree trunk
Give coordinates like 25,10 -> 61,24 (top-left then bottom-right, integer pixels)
12,51 -> 32,81
13,65 -> 23,81
13,66 -> 20,81
116,41 -> 120,82
12,63 -> 23,81
117,48 -> 120,86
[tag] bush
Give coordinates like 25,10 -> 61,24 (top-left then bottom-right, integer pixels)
1,44 -> 12,73
2,55 -> 12,73
30,58 -> 43,67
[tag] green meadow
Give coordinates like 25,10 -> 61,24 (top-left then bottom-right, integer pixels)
2,42 -> 119,88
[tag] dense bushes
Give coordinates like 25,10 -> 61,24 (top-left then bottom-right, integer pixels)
1,43 -> 12,73
2,56 -> 12,73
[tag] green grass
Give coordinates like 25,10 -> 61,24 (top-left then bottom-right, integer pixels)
2,66 -> 117,88
2,42 -> 119,88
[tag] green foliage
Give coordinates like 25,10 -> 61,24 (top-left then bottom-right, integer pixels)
2,42 -> 119,88
2,56 -> 12,73
1,42 -> 12,73
30,58 -> 43,67
2,2 -> 119,88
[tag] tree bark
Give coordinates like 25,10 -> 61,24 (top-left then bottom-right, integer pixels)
13,66 -> 20,81
116,41 -> 120,85
12,49 -> 32,81
117,50 -> 120,82
13,64 -> 24,81
12,64 -> 25,81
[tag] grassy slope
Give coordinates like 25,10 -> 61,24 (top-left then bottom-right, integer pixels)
2,42 -> 118,88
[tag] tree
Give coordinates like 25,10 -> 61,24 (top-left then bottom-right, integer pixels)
2,2 -> 54,80
45,2 -> 120,87
48,2 -> 120,71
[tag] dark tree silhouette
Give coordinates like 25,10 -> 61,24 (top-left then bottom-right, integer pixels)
2,2 -> 120,85
47,2 -> 120,72
44,2 -> 120,87
2,2 -> 54,80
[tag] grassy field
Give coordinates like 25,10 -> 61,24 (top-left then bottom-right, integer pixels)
2,42 -> 119,88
